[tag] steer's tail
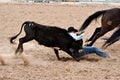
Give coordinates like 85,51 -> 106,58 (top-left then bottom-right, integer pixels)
79,10 -> 107,31
10,21 -> 29,44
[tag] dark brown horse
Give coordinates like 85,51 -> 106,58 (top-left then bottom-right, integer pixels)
79,8 -> 120,47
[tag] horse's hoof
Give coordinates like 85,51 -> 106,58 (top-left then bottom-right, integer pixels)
84,43 -> 91,46
85,39 -> 89,42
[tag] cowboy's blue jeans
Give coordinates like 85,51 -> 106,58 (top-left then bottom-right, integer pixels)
82,46 -> 109,58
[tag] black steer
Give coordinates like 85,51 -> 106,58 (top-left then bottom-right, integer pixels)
10,21 -> 83,61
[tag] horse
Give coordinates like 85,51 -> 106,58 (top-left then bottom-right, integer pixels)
79,8 -> 120,47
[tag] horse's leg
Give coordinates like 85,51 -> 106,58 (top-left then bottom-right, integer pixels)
87,33 -> 100,46
53,49 -> 60,60
102,28 -> 120,49
86,27 -> 101,42
15,36 -> 33,54
87,31 -> 105,46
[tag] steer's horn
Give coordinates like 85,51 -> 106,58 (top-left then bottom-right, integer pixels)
76,30 -> 85,35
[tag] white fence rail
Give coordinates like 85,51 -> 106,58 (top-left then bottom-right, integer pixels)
0,0 -> 120,3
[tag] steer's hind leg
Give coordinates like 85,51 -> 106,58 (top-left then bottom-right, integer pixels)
16,25 -> 35,54
15,36 -> 33,54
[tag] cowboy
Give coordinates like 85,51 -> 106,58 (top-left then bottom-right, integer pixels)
67,27 -> 110,58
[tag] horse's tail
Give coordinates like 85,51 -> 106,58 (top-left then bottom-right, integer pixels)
79,10 -> 107,31
10,21 -> 29,44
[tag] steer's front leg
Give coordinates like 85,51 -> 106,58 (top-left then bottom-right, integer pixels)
53,48 -> 61,60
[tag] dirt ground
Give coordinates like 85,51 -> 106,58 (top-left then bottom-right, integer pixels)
0,3 -> 120,80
